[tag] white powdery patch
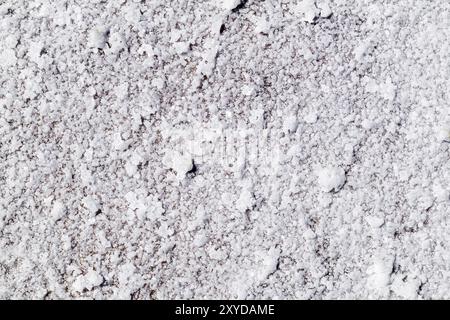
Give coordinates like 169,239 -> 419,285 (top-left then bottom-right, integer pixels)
363,76 -> 397,101
379,77 -> 397,101
366,255 -> 394,298
28,41 -> 45,64
316,166 -> 346,192
187,205 -> 209,231
163,150 -> 194,180
365,216 -> 385,229
304,112 -> 318,124
115,263 -> 144,299
249,109 -> 265,129
433,184 -> 450,202
125,190 -> 165,221
317,1 -> 332,18
241,84 -> 256,96
283,115 -> 299,134
82,196 -> 100,215
220,0 -> 241,11
173,41 -> 190,55
107,31 -> 127,55
391,275 -> 420,299
192,231 -> 208,248
0,49 -> 17,67
72,269 -> 103,293
253,17 -> 271,34
436,123 -> 450,142
256,247 -> 280,282
50,201 -> 66,222
123,4 -> 142,25
111,132 -> 130,151
125,152 -> 144,177
354,41 -> 372,62
294,0 -> 319,23
197,37 -> 220,79
87,26 -> 109,49
230,247 -> 280,299
236,189 -> 255,212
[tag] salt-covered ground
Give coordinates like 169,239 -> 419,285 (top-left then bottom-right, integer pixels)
0,0 -> 449,299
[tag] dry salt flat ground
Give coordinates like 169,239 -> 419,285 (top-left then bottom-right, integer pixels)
0,0 -> 449,299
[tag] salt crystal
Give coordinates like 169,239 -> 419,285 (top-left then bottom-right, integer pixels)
316,166 -> 346,192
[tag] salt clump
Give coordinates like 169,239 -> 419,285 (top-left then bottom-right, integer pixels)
316,166 -> 346,192
87,26 -> 109,49
0,49 -> 17,67
283,115 -> 299,134
317,2 -> 332,18
436,124 -> 450,142
221,0 -> 241,11
50,201 -> 66,222
391,275 -> 420,299
72,270 -> 103,293
367,256 -> 394,297
295,0 -> 319,23
164,150 -> 194,180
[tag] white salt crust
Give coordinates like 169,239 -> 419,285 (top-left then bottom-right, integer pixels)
0,0 -> 449,299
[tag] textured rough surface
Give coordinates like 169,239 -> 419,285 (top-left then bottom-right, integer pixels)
0,0 -> 449,299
